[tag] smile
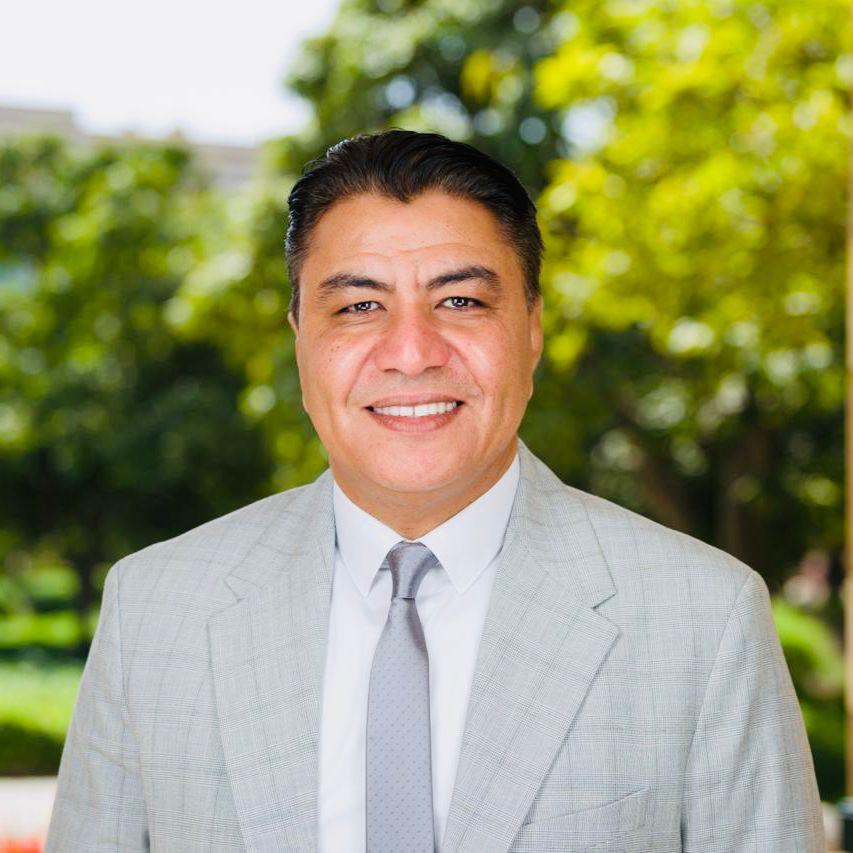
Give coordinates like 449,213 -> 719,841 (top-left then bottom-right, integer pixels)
369,401 -> 460,417
365,400 -> 465,432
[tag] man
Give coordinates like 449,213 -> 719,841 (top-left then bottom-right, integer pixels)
46,130 -> 825,852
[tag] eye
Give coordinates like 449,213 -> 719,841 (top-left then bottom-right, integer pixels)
339,300 -> 380,314
441,296 -> 483,309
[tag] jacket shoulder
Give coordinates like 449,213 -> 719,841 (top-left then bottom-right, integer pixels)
555,476 -> 757,610
106,476 -> 326,604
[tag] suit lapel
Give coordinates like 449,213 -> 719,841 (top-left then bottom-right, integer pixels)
441,440 -> 620,853
208,468 -> 335,852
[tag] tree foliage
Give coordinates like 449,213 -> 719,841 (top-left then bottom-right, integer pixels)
0,137 -> 271,622
531,0 -> 849,586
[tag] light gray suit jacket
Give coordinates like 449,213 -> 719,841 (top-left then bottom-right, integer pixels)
46,439 -> 825,852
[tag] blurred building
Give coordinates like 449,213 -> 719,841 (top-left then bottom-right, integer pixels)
0,103 -> 259,190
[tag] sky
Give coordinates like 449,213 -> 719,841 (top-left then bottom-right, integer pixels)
2,0 -> 342,146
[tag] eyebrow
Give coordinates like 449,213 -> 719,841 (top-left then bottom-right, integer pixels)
314,264 -> 503,301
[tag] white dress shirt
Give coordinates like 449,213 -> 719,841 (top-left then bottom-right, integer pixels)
317,451 -> 520,852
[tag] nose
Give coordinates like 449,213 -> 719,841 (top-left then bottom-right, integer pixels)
371,304 -> 452,377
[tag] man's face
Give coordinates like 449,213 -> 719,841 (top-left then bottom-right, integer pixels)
289,190 -> 543,504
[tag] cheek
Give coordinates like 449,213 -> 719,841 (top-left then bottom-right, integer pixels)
310,340 -> 371,408
457,331 -> 516,394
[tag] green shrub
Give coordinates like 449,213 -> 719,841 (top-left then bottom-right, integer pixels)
0,660 -> 81,774
773,597 -> 845,803
0,722 -> 63,775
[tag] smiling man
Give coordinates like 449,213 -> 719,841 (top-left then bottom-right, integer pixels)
47,130 -> 825,853
288,188 -> 541,539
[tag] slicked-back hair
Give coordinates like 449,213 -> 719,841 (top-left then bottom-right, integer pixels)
284,129 -> 544,325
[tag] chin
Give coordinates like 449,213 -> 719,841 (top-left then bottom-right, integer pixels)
368,451 -> 468,495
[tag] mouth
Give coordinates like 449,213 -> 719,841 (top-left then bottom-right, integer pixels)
366,400 -> 463,417
364,399 -> 465,432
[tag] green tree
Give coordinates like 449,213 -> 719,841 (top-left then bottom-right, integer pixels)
279,0 -> 565,191
531,0 -> 848,588
0,136 -> 271,639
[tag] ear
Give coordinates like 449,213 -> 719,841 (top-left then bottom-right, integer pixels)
286,310 -> 307,410
529,295 -> 544,370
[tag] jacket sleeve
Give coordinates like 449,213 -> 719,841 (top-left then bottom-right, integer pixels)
45,559 -> 150,852
680,569 -> 826,852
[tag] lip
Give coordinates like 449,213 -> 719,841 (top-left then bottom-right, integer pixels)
365,394 -> 464,409
366,401 -> 464,432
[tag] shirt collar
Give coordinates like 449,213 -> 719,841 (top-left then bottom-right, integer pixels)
332,451 -> 520,597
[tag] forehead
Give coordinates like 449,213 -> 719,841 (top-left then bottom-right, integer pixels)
300,190 -> 519,282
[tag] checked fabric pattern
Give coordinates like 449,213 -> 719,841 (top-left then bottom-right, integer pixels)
43,439 -> 825,852
366,540 -> 438,853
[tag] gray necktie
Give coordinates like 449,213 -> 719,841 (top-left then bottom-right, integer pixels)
366,540 -> 438,853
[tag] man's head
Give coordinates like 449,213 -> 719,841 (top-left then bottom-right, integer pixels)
284,129 -> 544,526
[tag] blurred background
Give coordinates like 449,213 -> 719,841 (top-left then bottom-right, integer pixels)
0,0 -> 849,848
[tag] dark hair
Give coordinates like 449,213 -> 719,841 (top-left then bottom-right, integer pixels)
284,129 -> 543,325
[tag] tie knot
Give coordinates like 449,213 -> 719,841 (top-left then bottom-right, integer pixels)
384,540 -> 438,600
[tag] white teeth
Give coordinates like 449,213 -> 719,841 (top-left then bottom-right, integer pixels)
373,401 -> 459,417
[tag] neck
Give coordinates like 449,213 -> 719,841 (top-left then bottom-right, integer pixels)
332,438 -> 517,539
